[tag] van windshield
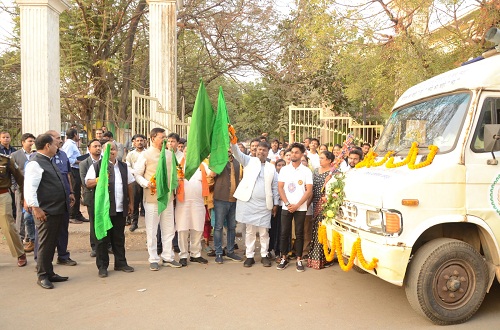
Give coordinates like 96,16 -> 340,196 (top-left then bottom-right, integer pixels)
375,93 -> 471,155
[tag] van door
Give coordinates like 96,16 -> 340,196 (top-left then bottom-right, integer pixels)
464,93 -> 500,230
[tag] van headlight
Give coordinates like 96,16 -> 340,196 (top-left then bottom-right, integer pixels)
366,210 -> 382,229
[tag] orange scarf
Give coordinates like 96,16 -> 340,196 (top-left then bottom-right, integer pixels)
176,158 -> 209,202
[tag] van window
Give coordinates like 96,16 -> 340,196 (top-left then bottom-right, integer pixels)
375,93 -> 470,155
471,98 -> 500,152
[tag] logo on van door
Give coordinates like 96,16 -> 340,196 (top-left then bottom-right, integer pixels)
489,173 -> 500,216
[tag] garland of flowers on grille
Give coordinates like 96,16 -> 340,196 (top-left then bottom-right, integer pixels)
318,224 -> 378,271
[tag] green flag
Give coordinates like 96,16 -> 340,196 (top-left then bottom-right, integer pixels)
185,79 -> 214,180
156,140 -> 169,214
209,86 -> 230,174
94,144 -> 113,240
169,149 -> 179,192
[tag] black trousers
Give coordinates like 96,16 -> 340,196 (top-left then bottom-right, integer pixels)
70,168 -> 83,218
279,210 -> 306,257
35,213 -> 64,279
96,212 -> 128,270
88,205 -> 97,251
269,206 -> 282,254
131,182 -> 143,225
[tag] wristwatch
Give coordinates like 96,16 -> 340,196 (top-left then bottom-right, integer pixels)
285,202 -> 291,207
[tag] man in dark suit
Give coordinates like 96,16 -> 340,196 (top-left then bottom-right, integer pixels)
85,141 -> 135,278
24,134 -> 69,289
79,139 -> 102,257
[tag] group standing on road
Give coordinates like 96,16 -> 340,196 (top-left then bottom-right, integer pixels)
0,126 -> 369,289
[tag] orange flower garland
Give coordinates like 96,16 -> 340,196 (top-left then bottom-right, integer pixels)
318,223 -> 378,271
150,175 -> 157,195
386,142 -> 419,168
408,145 -> 439,170
355,151 -> 377,168
370,151 -> 393,167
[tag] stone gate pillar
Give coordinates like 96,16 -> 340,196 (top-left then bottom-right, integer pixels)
148,0 -> 178,131
16,0 -> 70,136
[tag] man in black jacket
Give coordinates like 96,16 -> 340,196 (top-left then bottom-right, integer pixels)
85,141 -> 135,278
24,134 -> 69,289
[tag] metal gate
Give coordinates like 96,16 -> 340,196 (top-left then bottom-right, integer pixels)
132,89 -> 190,138
288,106 -> 384,146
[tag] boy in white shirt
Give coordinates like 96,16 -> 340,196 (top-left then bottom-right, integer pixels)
276,143 -> 313,272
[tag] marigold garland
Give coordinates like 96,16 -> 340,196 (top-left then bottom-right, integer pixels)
408,145 -> 439,170
355,151 -> 377,168
318,223 -> 379,271
150,175 -> 157,195
355,150 -> 394,168
386,142 -> 419,168
370,151 -> 393,167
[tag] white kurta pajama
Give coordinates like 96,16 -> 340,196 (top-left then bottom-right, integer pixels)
175,164 -> 207,259
231,144 -> 279,258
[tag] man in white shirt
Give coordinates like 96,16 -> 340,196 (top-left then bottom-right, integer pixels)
340,149 -> 363,173
307,138 -> 321,170
125,134 -> 146,232
80,139 -> 102,256
133,128 -> 182,270
25,134 -> 69,289
267,139 -> 281,163
276,142 -> 313,272
85,141 -> 135,278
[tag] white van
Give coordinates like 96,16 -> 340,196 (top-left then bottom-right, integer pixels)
332,29 -> 500,325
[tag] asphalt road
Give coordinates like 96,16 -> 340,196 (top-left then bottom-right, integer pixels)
1,246 -> 500,329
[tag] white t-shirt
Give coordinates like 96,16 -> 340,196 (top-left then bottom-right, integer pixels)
278,163 -> 313,212
308,151 -> 320,169
268,149 -> 281,163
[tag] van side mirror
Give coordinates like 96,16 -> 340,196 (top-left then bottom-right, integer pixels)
484,124 -> 500,165
484,124 -> 500,152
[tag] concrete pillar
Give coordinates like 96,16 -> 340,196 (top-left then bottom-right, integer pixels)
16,0 -> 70,136
148,0 -> 177,132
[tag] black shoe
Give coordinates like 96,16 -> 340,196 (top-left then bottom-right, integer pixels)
125,218 -> 131,226
49,274 -> 69,282
244,257 -> 255,268
37,278 -> 54,289
57,258 -> 77,266
179,258 -> 188,267
114,265 -> 134,273
76,215 -> 89,222
90,250 -> 96,257
129,223 -> 138,232
98,268 -> 108,278
207,249 -> 216,257
190,256 -> 208,264
173,246 -> 180,253
261,257 -> 272,267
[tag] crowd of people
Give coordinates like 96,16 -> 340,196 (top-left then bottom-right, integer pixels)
0,127 -> 373,289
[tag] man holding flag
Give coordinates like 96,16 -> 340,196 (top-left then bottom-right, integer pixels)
85,141 -> 135,278
134,128 -> 181,271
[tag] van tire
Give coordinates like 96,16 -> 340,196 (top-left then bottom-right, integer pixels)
404,238 -> 487,325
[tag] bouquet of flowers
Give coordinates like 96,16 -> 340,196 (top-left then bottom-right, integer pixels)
322,172 -> 346,225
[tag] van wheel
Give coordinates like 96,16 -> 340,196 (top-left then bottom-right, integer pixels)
404,238 -> 488,325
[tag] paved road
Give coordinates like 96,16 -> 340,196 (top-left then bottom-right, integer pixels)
1,246 -> 500,329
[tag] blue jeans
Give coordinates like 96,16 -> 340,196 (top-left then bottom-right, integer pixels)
24,211 -> 36,242
213,200 -> 236,255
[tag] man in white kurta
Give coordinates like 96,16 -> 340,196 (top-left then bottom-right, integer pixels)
175,157 -> 209,267
231,139 -> 279,268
